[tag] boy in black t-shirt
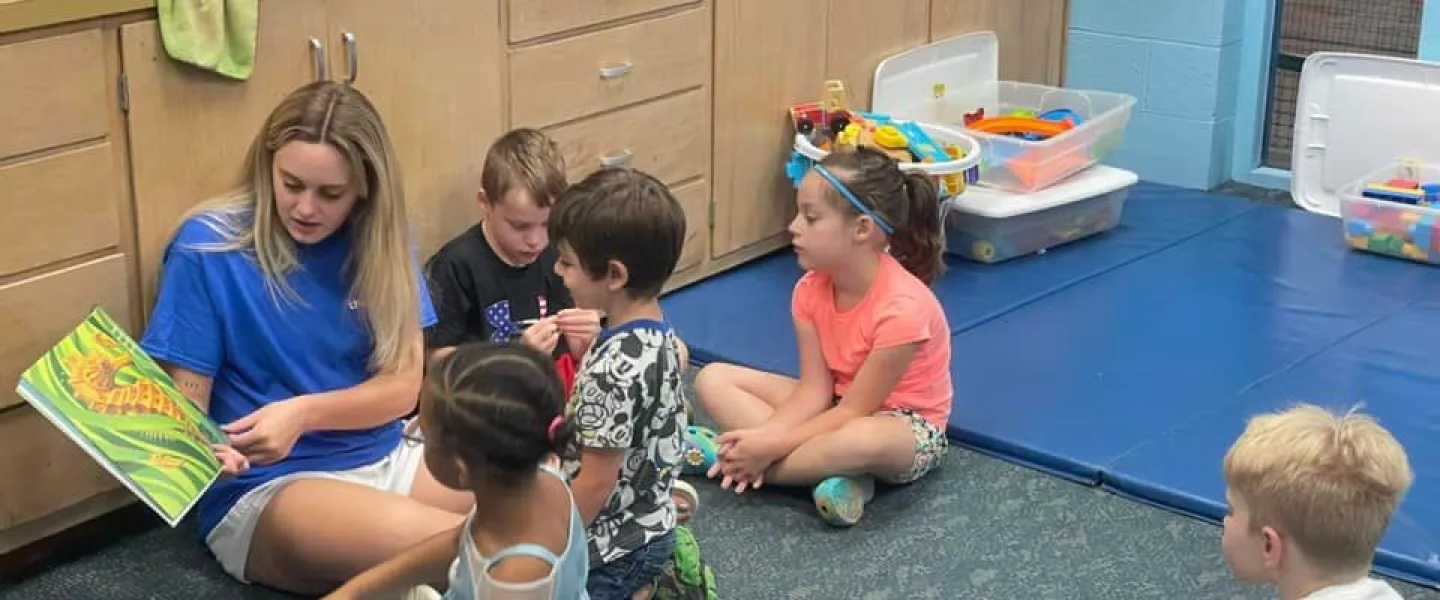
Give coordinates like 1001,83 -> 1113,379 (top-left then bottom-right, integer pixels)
424,128 -> 599,391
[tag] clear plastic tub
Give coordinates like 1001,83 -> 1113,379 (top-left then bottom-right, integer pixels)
943,164 -> 1136,264
961,81 -> 1135,193
871,32 -> 1136,194
1338,161 -> 1440,265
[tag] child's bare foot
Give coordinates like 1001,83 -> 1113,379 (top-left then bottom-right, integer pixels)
672,480 -> 699,525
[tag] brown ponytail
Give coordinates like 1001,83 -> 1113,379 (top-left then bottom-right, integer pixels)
817,146 -> 946,285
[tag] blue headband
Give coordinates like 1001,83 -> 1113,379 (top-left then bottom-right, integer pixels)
813,164 -> 894,235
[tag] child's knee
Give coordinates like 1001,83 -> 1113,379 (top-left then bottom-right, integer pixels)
693,363 -> 730,403
838,417 -> 916,463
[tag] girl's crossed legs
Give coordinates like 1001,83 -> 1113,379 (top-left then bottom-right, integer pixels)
694,363 -> 946,490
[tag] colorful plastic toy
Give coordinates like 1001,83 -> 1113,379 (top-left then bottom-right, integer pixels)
966,116 -> 1073,139
1363,183 -> 1424,205
681,425 -> 720,476
786,79 -> 982,196
1343,194 -> 1440,264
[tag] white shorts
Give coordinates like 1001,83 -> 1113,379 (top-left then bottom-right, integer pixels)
205,437 -> 426,582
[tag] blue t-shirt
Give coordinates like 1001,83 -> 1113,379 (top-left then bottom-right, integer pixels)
140,214 -> 437,539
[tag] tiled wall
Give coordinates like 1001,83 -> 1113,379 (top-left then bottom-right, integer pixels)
1066,0 -> 1246,189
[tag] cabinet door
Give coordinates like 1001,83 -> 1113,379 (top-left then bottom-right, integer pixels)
827,0 -> 930,111
122,0 -> 327,309
930,0 -> 1068,85
326,0 -> 504,261
711,0 -> 828,259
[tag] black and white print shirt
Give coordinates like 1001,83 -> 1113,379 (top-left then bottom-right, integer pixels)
561,319 -> 687,567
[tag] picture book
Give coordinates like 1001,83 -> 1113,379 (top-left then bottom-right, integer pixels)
14,307 -> 228,527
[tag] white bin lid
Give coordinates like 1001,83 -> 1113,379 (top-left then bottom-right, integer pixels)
948,164 -> 1138,219
1292,52 -> 1440,217
871,31 -> 999,121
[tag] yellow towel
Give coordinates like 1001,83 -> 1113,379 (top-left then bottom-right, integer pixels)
156,0 -> 259,81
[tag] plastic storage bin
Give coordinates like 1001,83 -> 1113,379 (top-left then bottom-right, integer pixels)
1339,161 -> 1440,265
871,31 -> 1135,193
790,120 -> 982,198
944,164 -> 1138,263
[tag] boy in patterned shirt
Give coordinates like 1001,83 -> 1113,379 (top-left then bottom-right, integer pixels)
550,167 -> 689,600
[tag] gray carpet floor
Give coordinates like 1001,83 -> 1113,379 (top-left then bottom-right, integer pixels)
2,183 -> 1436,599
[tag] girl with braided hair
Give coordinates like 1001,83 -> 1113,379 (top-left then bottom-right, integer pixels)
328,342 -> 589,599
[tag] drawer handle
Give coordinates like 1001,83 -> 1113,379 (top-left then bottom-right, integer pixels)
309,38 -> 328,81
600,149 -> 633,167
599,62 -> 634,80
342,31 -> 359,84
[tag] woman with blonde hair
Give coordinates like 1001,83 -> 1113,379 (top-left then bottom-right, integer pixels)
140,80 -> 471,594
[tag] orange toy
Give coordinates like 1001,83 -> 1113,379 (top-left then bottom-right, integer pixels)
967,117 -> 1073,139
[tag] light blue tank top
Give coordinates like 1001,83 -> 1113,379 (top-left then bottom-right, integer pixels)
442,468 -> 589,600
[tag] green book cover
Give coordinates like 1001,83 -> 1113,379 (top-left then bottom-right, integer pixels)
14,306 -> 228,527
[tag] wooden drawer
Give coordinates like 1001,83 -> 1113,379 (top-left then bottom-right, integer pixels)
0,144 -> 122,277
509,7 -> 709,128
507,0 -> 697,43
0,255 -> 132,411
671,178 -> 709,274
546,88 -> 708,186
0,29 -> 109,158
0,405 -> 122,532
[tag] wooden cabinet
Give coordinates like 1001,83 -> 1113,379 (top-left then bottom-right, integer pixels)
0,23 -> 138,555
123,0 -> 329,304
0,0 -> 1069,557
710,0 -> 827,262
124,0 -> 503,304
325,0 -> 503,262
505,2 -> 714,283
931,0 -> 1069,86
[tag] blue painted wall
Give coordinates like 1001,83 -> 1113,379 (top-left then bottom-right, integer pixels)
1421,0 -> 1440,61
1066,0 -> 1246,190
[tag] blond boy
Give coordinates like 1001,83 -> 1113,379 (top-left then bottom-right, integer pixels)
1222,404 -> 1414,600
424,128 -> 600,385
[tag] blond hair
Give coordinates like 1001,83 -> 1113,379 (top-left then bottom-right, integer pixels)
480,128 -> 567,208
173,81 -> 421,374
1223,403 -> 1413,571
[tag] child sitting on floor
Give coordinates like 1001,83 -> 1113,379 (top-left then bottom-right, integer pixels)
1221,403 -> 1414,600
690,145 -> 953,527
550,167 -> 692,599
423,128 -> 599,394
325,342 -> 589,600
421,128 -> 698,522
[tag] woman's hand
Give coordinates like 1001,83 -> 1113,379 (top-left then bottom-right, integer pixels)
519,316 -> 561,355
212,444 -> 250,478
224,398 -> 311,466
555,308 -> 602,358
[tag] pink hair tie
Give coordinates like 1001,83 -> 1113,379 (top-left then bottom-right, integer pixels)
548,415 -> 565,442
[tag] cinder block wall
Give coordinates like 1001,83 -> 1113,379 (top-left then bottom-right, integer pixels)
1065,0 -> 1245,189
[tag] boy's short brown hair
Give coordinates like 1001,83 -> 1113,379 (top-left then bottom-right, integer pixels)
480,128 -> 567,208
548,167 -> 685,298
1223,403 -> 1413,572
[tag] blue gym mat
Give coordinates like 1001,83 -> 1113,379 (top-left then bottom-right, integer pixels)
662,181 -> 1440,588
664,182 -> 1257,373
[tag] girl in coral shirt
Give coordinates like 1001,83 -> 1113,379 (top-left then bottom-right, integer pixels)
691,146 -> 953,527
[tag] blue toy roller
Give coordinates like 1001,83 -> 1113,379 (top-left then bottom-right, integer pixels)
681,425 -> 720,476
